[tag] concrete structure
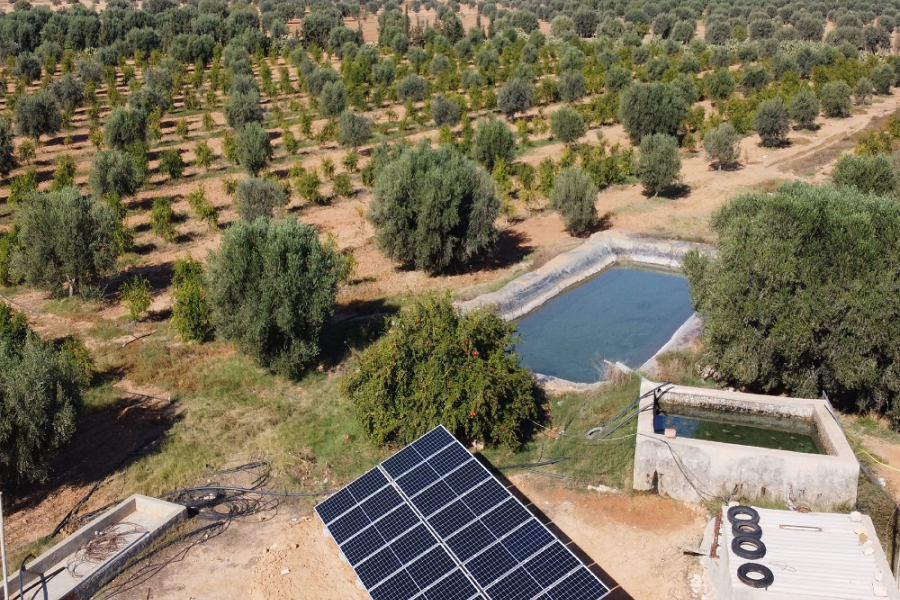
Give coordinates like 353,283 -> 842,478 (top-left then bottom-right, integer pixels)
6,495 -> 185,600
701,506 -> 900,600
458,229 -> 710,391
634,381 -> 859,506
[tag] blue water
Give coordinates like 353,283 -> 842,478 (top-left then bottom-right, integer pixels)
514,267 -> 695,383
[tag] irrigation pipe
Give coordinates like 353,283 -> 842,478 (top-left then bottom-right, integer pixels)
584,382 -> 673,439
861,450 -> 900,473
158,485 -> 337,499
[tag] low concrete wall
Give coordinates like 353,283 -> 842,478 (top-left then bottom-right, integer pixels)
634,381 -> 860,507
458,228 -> 711,321
7,495 -> 185,600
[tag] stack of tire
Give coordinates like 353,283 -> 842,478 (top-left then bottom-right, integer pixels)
728,506 -> 774,589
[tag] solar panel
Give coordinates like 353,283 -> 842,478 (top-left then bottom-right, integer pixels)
315,425 -> 612,600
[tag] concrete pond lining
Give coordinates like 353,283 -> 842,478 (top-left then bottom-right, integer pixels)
6,494 -> 185,600
634,381 -> 860,507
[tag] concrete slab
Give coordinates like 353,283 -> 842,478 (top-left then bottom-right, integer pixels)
6,495 -> 185,600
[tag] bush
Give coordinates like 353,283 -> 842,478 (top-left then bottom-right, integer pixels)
170,257 -> 212,342
605,65 -> 632,94
619,82 -> 689,144
636,133 -> 682,195
185,185 -> 218,228
332,172 -> 352,198
236,122 -> 273,176
0,314 -> 85,484
872,64 -> 895,95
790,87 -> 820,130
820,81 -> 852,118
158,148 -> 185,180
319,80 -> 347,117
341,295 -> 542,450
337,110 -> 372,147
10,186 -> 119,296
235,177 -> 289,222
704,123 -> 740,168
89,150 -> 141,200
51,154 -> 76,190
120,275 -> 151,321
558,70 -> 586,102
471,118 -> 516,171
551,106 -> 586,145
705,68 -> 736,102
224,90 -> 264,129
396,74 -> 427,102
683,181 -> 900,422
497,77 -> 534,119
0,117 -> 16,176
832,154 -> 897,196
549,168 -> 598,235
853,77 -> 873,105
151,197 -> 177,241
15,91 -> 62,139
207,217 -> 347,378
753,97 -> 790,147
195,140 -> 214,169
431,94 -> 460,127
104,107 -> 146,151
8,168 -> 38,205
368,141 -> 499,273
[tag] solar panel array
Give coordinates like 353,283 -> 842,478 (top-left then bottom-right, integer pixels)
315,425 -> 611,600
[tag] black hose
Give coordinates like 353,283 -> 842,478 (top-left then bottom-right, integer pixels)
496,457 -> 570,470
584,381 -> 673,439
158,485 -> 337,499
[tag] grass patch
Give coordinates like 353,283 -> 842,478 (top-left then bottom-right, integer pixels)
41,297 -> 106,320
480,376 -> 642,491
85,319 -> 124,343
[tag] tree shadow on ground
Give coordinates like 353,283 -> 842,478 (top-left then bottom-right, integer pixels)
474,228 -> 534,272
709,161 -> 744,172
645,183 -> 691,200
319,297 -> 402,369
106,261 -> 175,295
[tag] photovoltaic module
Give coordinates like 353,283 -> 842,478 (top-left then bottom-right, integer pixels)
315,425 -> 612,600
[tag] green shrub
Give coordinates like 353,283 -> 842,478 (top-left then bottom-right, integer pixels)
471,117 -> 516,171
10,186 -> 119,296
704,123 -> 740,168
753,97 -> 790,147
341,295 -> 543,450
151,197 -> 177,242
103,107 -> 146,151
551,106 -> 586,145
236,122 -> 273,176
332,172 -> 352,198
185,185 -> 218,228
8,167 -> 38,204
282,128 -> 299,154
235,177 -> 288,221
337,110 -> 372,147
194,140 -> 214,170
0,117 -> 16,177
89,150 -> 141,200
549,167 -> 598,235
820,81 -> 852,118
705,68 -> 736,102
636,133 -> 682,195
618,81 -> 689,144
158,148 -> 185,180
170,257 -> 212,342
497,77 -> 534,119
120,275 -> 151,321
790,87 -> 820,130
0,226 -> 19,286
832,154 -> 897,196
684,181 -> 900,423
853,77 -> 873,105
207,217 -> 347,378
51,154 -> 76,190
368,141 -> 499,273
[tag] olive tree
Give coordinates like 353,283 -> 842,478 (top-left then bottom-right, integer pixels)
396,74 -> 427,102
820,81 -> 852,118
498,78 -> 534,119
319,80 -> 347,117
338,110 -> 372,148
790,87 -> 820,130
753,97 -> 790,147
549,168 -> 598,235
15,91 -> 62,140
683,182 -> 900,420
0,117 -> 17,177
431,94 -> 461,127
207,217 -> 347,378
10,186 -> 119,296
551,106 -> 586,145
832,154 -> 898,196
235,177 -> 288,221
89,150 -> 142,199
471,118 -> 516,171
619,82 -> 689,144
636,133 -> 682,195
704,123 -> 740,169
104,107 -> 147,151
224,90 -> 264,129
368,141 -> 499,273
236,122 -> 273,176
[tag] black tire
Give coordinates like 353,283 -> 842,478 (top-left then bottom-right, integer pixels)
727,505 -> 760,525
732,520 -> 762,539
737,563 -> 774,589
732,535 -> 767,560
